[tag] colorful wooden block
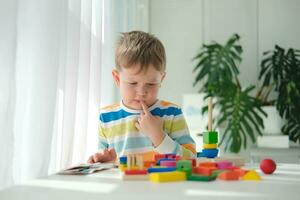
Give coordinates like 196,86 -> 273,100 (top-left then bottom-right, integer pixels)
203,143 -> 218,149
187,158 -> 196,167
160,160 -> 177,167
218,171 -> 240,181
216,161 -> 233,169
188,174 -> 217,181
203,131 -> 218,144
143,160 -> 156,168
154,154 -> 166,161
242,170 -> 261,181
165,153 -> 177,159
192,166 -> 218,176
214,156 -> 245,166
149,171 -> 186,183
202,149 -> 219,158
119,156 -> 127,164
125,169 -> 147,175
176,160 -> 192,176
119,164 -> 127,172
197,152 -> 204,158
199,162 -> 217,168
233,168 -> 248,177
147,167 -> 177,173
157,158 -> 176,165
212,169 -> 228,177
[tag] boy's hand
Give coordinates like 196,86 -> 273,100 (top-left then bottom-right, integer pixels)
87,148 -> 117,164
135,101 -> 165,147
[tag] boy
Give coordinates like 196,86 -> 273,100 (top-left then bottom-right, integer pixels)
88,31 -> 196,163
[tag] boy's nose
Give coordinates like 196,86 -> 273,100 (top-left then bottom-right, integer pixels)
136,86 -> 147,95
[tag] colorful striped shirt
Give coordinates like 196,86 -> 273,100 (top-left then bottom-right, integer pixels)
98,100 -> 196,160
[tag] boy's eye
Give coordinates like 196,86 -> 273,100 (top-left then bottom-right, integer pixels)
147,83 -> 156,86
129,82 -> 137,85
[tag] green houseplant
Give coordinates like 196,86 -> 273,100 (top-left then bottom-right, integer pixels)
192,34 -> 267,153
257,45 -> 300,144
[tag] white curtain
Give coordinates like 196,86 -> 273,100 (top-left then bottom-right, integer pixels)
0,0 -> 117,189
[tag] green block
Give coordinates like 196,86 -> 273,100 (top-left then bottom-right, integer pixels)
176,160 -> 192,176
188,174 -> 217,182
203,131 -> 218,144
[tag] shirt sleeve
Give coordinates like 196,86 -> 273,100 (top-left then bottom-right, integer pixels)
98,115 -> 108,150
154,108 -> 196,158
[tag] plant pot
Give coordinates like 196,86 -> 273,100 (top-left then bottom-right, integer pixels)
262,106 -> 284,135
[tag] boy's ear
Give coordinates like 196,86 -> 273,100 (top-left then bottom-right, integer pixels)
112,69 -> 120,87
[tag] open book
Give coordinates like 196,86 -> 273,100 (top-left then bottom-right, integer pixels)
57,162 -> 118,175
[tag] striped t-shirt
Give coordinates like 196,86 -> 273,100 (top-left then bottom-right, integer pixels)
98,99 -> 196,160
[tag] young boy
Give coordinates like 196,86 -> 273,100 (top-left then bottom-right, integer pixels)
88,31 -> 196,163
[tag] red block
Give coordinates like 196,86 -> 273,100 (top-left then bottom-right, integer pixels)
199,162 -> 217,168
193,166 -> 217,176
125,169 -> 148,175
154,154 -> 166,161
187,158 -> 196,167
218,171 -> 239,180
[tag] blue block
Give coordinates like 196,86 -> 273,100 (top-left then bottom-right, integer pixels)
147,167 -> 177,173
202,149 -> 219,158
119,156 -> 127,164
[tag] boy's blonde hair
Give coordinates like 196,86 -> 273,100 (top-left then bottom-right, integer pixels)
115,31 -> 166,73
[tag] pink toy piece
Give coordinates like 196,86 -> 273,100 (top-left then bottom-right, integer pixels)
160,160 -> 177,167
260,158 -> 276,174
216,161 -> 233,169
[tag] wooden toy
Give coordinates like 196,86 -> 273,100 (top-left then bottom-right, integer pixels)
176,160 -> 192,177
216,161 -> 233,169
187,158 -> 196,167
127,154 -> 143,170
192,166 -> 218,176
199,162 -> 217,168
119,164 -> 127,172
203,132 -> 218,144
125,169 -> 147,175
154,154 -> 166,161
157,158 -> 176,165
147,167 -> 177,173
260,158 -> 276,174
218,171 -> 239,181
149,171 -> 186,183
160,160 -> 177,167
188,174 -> 217,181
242,170 -> 261,181
143,160 -> 156,168
202,149 -> 219,158
119,156 -> 127,164
233,168 -> 248,177
203,143 -> 218,149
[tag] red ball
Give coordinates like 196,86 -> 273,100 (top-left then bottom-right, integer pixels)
260,158 -> 276,174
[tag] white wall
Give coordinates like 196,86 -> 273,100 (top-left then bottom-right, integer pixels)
150,0 -> 300,106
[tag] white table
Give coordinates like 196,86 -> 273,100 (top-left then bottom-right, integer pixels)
1,163 -> 300,200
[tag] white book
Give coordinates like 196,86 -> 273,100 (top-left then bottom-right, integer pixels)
257,135 -> 289,148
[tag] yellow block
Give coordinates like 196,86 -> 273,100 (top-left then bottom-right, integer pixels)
119,164 -> 127,172
203,143 -> 218,149
242,170 -> 261,181
149,171 -> 186,183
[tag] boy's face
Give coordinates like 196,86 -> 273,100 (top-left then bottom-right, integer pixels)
112,64 -> 165,110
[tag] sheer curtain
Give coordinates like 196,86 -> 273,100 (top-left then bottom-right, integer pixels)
0,0 -> 116,189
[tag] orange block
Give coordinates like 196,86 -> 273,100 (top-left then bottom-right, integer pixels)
199,162 -> 217,168
144,160 -> 156,168
233,168 -> 248,177
193,166 -> 218,176
218,171 -> 240,181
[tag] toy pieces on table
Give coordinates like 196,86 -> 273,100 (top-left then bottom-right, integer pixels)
202,149 -> 219,158
218,171 -> 240,181
122,174 -> 149,181
214,156 -> 245,167
242,170 -> 261,181
127,154 -> 144,170
187,158 -> 196,167
187,174 -> 217,182
147,167 -> 177,173
144,160 -> 156,168
203,131 -> 218,144
157,158 -> 176,165
149,171 -> 186,183
260,158 -> 276,174
199,162 -> 217,168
